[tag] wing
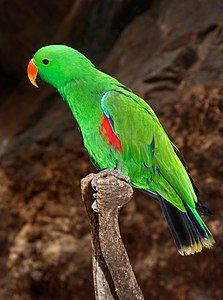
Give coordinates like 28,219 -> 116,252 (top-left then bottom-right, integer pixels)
101,89 -> 157,167
101,89 -> 197,209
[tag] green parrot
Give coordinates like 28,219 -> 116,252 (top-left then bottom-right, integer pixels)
27,45 -> 215,256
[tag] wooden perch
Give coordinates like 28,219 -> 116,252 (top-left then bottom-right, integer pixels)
81,169 -> 144,300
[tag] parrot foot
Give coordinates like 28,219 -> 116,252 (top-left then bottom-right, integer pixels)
96,168 -> 131,184
90,169 -> 132,213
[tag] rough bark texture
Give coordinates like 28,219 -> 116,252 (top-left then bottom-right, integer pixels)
0,0 -> 223,299
81,170 -> 143,300
81,173 -> 116,300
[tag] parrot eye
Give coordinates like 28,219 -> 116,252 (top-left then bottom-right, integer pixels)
42,59 -> 49,65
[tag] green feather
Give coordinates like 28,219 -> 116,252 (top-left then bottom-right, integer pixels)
29,45 -> 215,255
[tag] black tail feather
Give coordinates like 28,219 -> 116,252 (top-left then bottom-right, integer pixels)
159,197 -> 214,255
195,200 -> 212,216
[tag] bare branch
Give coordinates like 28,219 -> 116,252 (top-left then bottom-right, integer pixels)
81,170 -> 144,300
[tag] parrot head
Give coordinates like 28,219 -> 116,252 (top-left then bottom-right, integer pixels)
27,45 -> 95,89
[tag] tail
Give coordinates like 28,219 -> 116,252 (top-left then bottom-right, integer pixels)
159,197 -> 215,256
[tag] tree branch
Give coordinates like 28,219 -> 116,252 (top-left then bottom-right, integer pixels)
81,169 -> 144,300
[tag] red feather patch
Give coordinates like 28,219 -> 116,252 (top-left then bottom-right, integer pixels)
100,114 -> 122,153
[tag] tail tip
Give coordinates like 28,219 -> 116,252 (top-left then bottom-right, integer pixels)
178,236 -> 215,256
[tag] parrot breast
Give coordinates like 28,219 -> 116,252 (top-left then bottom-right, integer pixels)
100,114 -> 122,153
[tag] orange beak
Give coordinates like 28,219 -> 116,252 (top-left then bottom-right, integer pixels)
27,59 -> 39,88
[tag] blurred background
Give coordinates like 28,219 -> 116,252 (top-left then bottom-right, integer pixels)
0,0 -> 223,299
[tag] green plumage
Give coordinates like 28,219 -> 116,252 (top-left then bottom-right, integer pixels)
29,45 -> 215,255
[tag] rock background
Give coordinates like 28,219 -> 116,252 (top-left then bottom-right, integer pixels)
0,0 -> 222,299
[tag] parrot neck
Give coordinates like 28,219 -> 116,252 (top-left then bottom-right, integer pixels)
57,71 -> 117,129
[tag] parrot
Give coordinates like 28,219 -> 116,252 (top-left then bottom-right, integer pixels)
27,45 -> 215,256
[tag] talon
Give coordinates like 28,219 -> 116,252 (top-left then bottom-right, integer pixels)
91,177 -> 97,191
91,200 -> 99,213
125,177 -> 131,184
93,192 -> 97,199
91,183 -> 97,191
118,205 -> 123,212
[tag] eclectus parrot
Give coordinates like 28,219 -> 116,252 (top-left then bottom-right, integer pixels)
27,45 -> 215,256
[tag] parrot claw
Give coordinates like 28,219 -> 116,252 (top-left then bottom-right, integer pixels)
124,177 -> 131,184
91,200 -> 99,213
118,206 -> 123,212
91,182 -> 97,191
